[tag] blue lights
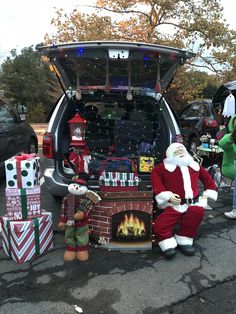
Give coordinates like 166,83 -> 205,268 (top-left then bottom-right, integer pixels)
75,47 -> 85,57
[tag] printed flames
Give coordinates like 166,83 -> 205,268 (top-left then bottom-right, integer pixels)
117,213 -> 146,238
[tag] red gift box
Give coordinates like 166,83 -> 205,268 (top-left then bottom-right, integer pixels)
5,186 -> 41,220
0,211 -> 53,264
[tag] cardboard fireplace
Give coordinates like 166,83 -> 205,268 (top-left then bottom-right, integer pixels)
89,191 -> 153,250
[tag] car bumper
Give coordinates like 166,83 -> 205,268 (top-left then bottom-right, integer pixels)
43,157 -> 69,197
44,167 -> 69,197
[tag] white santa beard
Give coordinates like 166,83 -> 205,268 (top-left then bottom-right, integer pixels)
165,153 -> 194,168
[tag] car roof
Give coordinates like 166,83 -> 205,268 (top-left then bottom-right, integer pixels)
179,99 -> 212,113
38,41 -> 195,93
213,80 -> 236,104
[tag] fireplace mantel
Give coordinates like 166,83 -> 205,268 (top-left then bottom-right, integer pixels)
98,191 -> 153,201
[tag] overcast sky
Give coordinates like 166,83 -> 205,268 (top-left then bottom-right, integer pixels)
0,0 -> 235,62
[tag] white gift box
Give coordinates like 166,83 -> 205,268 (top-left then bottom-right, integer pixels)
5,154 -> 40,189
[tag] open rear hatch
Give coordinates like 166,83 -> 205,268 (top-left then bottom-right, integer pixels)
213,80 -> 236,105
38,41 -> 195,96
38,41 -> 195,184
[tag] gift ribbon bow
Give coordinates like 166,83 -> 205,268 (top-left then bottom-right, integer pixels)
14,153 -> 36,161
15,154 -> 36,188
20,188 -> 28,220
33,218 -> 40,256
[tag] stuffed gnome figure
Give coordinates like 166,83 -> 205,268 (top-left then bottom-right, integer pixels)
58,173 -> 101,261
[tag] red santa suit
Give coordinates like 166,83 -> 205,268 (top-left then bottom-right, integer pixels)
151,143 -> 218,253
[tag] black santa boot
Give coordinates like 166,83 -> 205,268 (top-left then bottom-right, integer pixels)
163,248 -> 177,259
178,245 -> 195,256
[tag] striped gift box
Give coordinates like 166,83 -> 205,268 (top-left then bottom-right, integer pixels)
0,211 -> 53,264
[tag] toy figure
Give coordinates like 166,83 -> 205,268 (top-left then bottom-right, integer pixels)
58,173 -> 101,261
68,146 -> 91,174
72,126 -> 82,140
151,143 -> 218,259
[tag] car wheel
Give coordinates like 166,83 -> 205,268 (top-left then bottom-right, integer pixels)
189,137 -> 200,154
27,138 -> 38,154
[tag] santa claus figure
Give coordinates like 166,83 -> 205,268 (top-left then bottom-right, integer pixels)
151,143 -> 218,259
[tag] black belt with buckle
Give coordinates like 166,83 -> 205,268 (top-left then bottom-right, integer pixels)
180,196 -> 199,205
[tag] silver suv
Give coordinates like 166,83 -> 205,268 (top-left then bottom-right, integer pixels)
38,41 -> 194,197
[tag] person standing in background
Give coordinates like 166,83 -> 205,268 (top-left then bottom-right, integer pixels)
218,115 -> 236,218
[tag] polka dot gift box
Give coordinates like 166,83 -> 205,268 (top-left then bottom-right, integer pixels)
5,154 -> 40,189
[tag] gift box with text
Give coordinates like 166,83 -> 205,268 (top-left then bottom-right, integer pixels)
5,186 -> 41,220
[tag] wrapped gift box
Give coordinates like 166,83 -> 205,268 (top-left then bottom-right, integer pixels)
139,157 -> 155,173
0,211 -> 53,264
5,154 -> 40,189
5,186 -> 41,220
99,171 -> 139,192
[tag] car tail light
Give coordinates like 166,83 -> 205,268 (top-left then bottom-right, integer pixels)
43,132 -> 54,159
203,119 -> 218,128
174,134 -> 183,143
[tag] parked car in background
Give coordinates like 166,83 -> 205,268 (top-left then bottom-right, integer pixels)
0,99 -> 38,172
212,81 -> 236,119
178,100 -> 220,152
38,41 -> 195,197
213,80 -> 236,104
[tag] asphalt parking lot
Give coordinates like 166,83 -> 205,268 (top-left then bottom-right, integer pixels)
0,166 -> 236,313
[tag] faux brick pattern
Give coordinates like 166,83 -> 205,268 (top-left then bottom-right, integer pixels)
89,191 -> 153,246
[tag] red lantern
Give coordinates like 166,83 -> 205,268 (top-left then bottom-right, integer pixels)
68,113 -> 87,146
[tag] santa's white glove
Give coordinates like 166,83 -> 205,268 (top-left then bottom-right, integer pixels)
198,195 -> 208,207
169,193 -> 181,205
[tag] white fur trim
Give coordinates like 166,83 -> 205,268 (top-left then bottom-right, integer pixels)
158,237 -> 177,252
155,192 -> 189,212
172,204 -> 189,213
202,189 -> 218,201
189,160 -> 200,171
163,160 -> 177,172
164,159 -> 199,172
155,192 -> 173,205
180,166 -> 193,199
174,235 -> 193,246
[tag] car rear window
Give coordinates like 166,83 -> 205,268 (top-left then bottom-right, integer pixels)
59,92 -> 172,176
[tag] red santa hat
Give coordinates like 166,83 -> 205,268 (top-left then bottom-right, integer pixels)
72,173 -> 89,186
